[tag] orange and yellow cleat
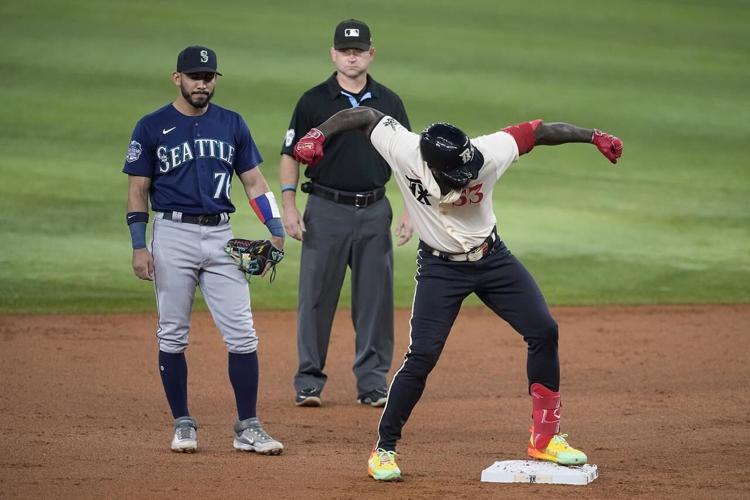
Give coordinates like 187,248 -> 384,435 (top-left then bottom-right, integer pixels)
528,430 -> 588,466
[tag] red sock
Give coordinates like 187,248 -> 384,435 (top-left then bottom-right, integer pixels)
530,383 -> 560,450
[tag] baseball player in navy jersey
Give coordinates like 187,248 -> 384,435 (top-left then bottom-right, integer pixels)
123,46 -> 284,455
294,107 -> 623,481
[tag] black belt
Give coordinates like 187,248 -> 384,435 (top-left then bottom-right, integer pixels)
420,228 -> 499,262
160,211 -> 224,226
301,182 -> 385,208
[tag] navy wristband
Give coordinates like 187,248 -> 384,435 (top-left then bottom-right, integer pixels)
280,183 -> 297,193
265,217 -> 285,238
127,211 -> 149,225
129,222 -> 147,249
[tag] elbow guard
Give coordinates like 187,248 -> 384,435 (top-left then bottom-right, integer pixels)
501,119 -> 542,155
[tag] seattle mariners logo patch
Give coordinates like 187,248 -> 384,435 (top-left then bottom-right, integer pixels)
126,140 -> 142,163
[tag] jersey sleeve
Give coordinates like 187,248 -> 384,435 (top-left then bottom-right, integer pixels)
122,120 -> 156,177
280,96 -> 312,157
472,131 -> 520,182
368,115 -> 420,177
234,116 -> 263,174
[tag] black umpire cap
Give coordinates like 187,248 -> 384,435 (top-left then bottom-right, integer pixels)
334,19 -> 372,50
177,45 -> 222,75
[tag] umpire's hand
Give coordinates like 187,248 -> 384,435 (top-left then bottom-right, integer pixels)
282,205 -> 306,241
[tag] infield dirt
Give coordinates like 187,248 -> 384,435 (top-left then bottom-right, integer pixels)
1,305 -> 748,499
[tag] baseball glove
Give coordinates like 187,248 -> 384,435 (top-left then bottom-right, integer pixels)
224,238 -> 284,281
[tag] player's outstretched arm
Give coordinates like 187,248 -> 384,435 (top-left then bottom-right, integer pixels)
535,122 -> 623,164
503,120 -> 623,164
317,107 -> 384,137
293,107 -> 385,166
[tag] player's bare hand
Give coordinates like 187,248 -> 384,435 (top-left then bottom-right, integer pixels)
283,206 -> 306,241
395,211 -> 414,246
591,130 -> 623,164
293,128 -> 325,166
132,248 -> 154,281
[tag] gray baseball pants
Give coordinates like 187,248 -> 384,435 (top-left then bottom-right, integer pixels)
294,194 -> 394,396
151,213 -> 258,354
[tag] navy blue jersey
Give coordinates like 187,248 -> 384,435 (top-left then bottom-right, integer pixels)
123,103 -> 262,214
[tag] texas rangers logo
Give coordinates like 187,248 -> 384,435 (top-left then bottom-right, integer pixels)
126,140 -> 142,163
406,175 -> 431,206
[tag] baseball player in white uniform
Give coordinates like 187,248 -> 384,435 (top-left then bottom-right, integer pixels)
293,107 -> 623,481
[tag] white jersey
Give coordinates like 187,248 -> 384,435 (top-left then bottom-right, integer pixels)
370,115 -> 520,253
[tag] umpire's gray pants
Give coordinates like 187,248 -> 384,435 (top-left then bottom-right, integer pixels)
294,194 -> 394,396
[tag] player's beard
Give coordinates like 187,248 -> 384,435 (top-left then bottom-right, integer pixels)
181,85 -> 214,109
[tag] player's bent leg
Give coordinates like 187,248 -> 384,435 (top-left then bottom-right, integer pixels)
474,251 -> 586,464
476,252 -> 560,390
373,251 -> 471,473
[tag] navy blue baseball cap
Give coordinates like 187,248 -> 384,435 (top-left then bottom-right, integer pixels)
334,19 -> 372,50
176,45 -> 222,75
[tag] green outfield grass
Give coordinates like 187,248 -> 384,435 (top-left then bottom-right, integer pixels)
1,0 -> 748,313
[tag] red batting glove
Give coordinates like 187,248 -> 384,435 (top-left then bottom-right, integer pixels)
591,129 -> 623,164
293,128 -> 326,166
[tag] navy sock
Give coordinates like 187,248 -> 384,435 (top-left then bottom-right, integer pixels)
158,350 -> 189,418
228,351 -> 259,421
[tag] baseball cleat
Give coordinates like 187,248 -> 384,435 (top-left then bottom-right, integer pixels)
358,388 -> 388,407
233,417 -> 284,455
527,430 -> 587,466
368,448 -> 402,481
295,388 -> 322,407
171,416 -> 198,453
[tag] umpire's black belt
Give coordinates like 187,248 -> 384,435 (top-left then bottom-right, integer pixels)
420,228 -> 499,262
158,211 -> 227,226
301,182 -> 385,208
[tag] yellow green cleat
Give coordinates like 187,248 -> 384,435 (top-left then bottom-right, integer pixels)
368,448 -> 402,481
528,432 -> 588,466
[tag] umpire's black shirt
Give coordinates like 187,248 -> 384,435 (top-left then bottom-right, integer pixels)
281,73 -> 410,192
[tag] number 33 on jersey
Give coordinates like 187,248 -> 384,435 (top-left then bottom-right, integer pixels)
123,103 -> 262,215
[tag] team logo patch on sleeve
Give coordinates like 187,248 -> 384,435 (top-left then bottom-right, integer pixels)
383,117 -> 398,131
126,140 -> 142,163
284,129 -> 295,147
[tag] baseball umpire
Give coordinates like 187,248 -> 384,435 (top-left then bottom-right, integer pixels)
294,108 -> 623,480
123,45 -> 284,454
279,19 -> 413,408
